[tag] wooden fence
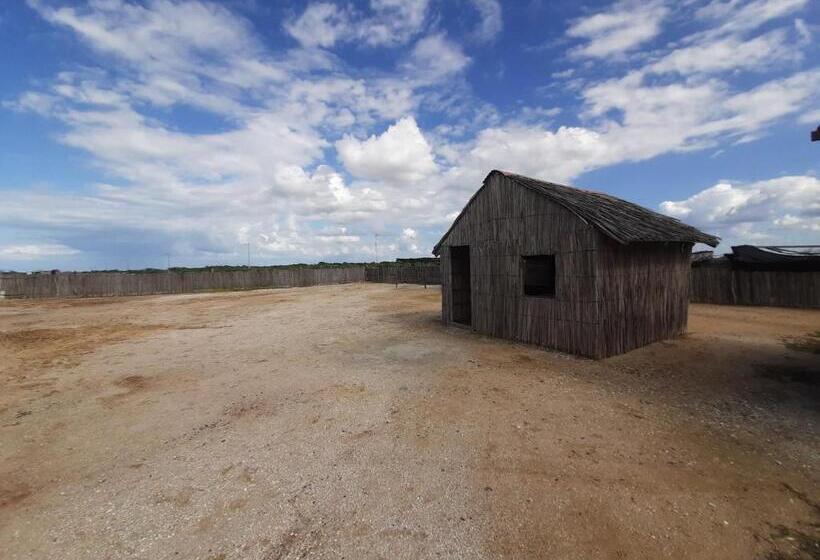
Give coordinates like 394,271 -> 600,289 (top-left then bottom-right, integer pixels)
0,267 -> 365,299
690,264 -> 819,308
364,263 -> 440,286
6,262 -> 816,308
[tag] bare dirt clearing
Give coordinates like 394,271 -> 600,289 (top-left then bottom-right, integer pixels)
1,284 -> 818,559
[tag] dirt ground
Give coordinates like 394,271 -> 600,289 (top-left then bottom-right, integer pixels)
1,283 -> 818,560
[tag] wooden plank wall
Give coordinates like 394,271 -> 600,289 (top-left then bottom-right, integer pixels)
690,264 -> 819,308
596,240 -> 692,357
438,173 -> 602,357
0,266 -> 365,299
690,263 -> 733,304
364,263 -> 441,285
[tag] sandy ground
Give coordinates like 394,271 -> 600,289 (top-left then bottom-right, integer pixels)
0,283 -> 818,560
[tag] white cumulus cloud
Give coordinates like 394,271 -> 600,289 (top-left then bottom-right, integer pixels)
336,117 -> 438,183
0,244 -> 80,259
660,175 -> 820,249
402,33 -> 471,83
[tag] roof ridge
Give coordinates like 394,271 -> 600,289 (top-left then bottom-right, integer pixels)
500,170 -> 718,246
432,170 -> 719,255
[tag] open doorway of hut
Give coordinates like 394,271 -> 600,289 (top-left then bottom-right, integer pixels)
450,245 -> 472,326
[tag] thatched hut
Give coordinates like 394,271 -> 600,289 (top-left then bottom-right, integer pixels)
433,170 -> 719,358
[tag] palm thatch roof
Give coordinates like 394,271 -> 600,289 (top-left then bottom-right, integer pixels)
433,170 -> 719,254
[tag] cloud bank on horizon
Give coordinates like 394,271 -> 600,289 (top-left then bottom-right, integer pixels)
0,0 -> 818,270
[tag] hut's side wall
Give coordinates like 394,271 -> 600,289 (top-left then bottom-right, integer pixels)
438,173 -> 601,357
596,240 -> 692,357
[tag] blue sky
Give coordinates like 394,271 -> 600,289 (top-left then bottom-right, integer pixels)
0,0 -> 818,271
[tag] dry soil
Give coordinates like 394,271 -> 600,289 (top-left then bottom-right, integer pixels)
0,283 -> 818,559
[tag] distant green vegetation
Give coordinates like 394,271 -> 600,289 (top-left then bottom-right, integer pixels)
3,258 -> 438,275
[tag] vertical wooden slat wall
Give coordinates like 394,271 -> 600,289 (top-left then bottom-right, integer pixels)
690,264 -> 819,308
0,266 -> 365,299
596,240 -> 692,358
364,263 -> 441,284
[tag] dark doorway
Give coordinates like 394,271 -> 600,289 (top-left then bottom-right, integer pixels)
450,245 -> 471,326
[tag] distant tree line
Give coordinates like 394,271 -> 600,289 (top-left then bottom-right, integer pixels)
1,258 -> 439,275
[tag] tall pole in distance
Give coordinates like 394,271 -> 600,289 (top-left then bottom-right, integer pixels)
165,253 -> 170,270
247,242 -> 251,267
374,233 -> 379,262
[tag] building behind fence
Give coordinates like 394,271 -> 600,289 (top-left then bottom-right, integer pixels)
690,245 -> 819,308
